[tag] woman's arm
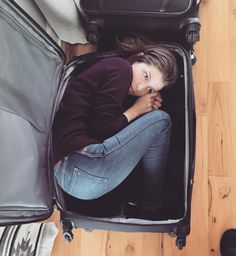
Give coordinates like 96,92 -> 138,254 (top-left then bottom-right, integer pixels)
89,58 -> 133,140
123,92 -> 158,122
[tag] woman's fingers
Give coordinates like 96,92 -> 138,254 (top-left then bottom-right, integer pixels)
134,92 -> 162,113
154,95 -> 162,103
145,94 -> 162,110
153,99 -> 162,109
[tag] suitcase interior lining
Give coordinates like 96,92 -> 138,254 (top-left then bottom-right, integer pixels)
60,51 -> 188,223
0,3 -> 63,217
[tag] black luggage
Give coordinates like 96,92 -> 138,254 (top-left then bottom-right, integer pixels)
75,0 -> 201,52
220,229 -> 236,256
0,0 -> 199,250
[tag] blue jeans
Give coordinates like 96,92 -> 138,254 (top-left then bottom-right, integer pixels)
55,110 -> 171,210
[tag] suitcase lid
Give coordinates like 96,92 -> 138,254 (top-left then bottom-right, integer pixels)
80,0 -> 194,16
0,0 -> 65,225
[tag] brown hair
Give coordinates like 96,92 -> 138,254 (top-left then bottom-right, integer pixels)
116,34 -> 178,86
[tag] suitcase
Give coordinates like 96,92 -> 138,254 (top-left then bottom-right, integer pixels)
0,0 -> 198,250
75,0 -> 201,55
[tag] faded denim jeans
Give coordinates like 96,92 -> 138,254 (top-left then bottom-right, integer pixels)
55,110 -> 171,210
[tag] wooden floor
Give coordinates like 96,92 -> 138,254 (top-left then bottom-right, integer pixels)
49,1 -> 236,255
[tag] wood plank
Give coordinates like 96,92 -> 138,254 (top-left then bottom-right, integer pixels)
207,0 -> 230,82
230,0 -> 236,13
78,230 -> 111,256
186,116 -> 209,255
208,82 -> 233,176
99,232 -> 162,256
229,11 -> 236,226
61,42 -> 97,62
192,2 -> 208,116
229,13 -> 236,94
208,176 -> 234,255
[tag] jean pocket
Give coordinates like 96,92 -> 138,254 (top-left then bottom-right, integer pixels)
67,166 -> 108,195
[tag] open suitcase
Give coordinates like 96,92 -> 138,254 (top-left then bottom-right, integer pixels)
0,0 -> 200,250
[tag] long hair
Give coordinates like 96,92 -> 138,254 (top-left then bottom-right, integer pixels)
116,33 -> 178,86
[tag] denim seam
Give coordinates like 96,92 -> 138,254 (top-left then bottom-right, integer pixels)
74,166 -> 107,180
76,118 -> 170,158
68,167 -> 77,194
103,118 -> 171,156
61,157 -> 68,188
75,149 -> 104,158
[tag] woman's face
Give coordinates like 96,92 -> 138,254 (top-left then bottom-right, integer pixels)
129,62 -> 165,96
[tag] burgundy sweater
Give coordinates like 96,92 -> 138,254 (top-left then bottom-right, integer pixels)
52,57 -> 134,164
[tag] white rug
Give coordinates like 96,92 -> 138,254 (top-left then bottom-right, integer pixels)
0,222 -> 58,256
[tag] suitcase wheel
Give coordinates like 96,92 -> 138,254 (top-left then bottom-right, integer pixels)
190,50 -> 197,65
87,31 -> 99,45
86,22 -> 101,44
184,22 -> 200,48
62,220 -> 74,243
185,30 -> 200,48
176,236 -> 186,250
63,230 -> 74,243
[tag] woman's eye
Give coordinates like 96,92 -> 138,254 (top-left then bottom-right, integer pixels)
144,72 -> 148,80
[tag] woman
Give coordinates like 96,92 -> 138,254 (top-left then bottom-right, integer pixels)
52,39 -> 178,220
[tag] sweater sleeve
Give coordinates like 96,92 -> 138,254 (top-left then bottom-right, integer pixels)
52,57 -> 133,163
89,57 -> 133,141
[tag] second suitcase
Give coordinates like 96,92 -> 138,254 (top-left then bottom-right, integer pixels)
75,0 -> 201,49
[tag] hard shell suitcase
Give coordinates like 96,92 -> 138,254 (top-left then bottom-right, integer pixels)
0,0 -> 198,249
75,0 -> 201,52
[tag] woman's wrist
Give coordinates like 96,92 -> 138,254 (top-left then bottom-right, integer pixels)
123,107 -> 139,122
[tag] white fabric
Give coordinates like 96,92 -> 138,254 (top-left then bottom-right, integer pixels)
14,0 -> 48,28
34,0 -> 88,44
0,222 -> 58,256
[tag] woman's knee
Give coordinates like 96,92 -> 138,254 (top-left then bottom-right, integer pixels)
145,110 -> 171,127
152,109 -> 170,121
147,110 -> 172,136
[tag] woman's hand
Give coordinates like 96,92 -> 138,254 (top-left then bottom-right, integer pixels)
152,91 -> 163,110
132,92 -> 157,114
123,92 -> 162,122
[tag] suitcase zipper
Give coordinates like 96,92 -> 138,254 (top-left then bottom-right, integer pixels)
7,0 -> 65,62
